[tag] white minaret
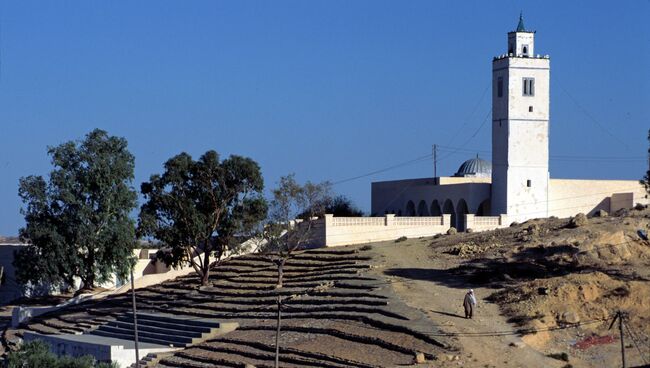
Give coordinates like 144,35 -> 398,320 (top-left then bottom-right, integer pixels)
491,14 -> 550,222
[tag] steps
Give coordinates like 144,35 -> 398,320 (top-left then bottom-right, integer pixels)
128,351 -> 174,368
88,312 -> 237,348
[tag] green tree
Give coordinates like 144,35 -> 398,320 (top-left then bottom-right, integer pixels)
138,151 -> 267,286
15,130 -> 137,292
298,194 -> 363,218
264,174 -> 331,287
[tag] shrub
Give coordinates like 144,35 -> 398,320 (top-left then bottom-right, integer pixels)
547,352 -> 569,362
8,340 -> 118,368
395,236 -> 408,243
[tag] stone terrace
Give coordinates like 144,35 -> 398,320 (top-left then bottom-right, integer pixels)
5,247 -> 450,367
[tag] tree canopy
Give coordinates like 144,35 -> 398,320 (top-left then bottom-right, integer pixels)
138,150 -> 267,285
266,175 -> 331,252
15,129 -> 137,291
297,194 -> 363,218
263,175 -> 331,287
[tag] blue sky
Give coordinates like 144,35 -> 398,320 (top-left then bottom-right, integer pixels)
0,1 -> 648,235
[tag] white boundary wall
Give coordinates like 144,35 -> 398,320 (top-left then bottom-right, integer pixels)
464,214 -> 509,232
23,332 -> 177,368
311,214 -> 452,247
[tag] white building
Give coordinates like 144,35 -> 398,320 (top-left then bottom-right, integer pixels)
372,15 -> 647,230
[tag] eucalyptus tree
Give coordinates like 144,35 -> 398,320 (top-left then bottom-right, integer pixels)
15,129 -> 138,291
138,151 -> 267,286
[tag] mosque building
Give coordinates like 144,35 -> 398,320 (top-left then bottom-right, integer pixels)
371,15 -> 647,231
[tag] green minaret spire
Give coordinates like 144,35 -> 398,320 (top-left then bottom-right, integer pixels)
516,12 -> 526,32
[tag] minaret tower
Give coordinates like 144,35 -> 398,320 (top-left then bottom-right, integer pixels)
491,14 -> 550,221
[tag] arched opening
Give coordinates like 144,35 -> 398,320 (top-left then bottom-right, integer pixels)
417,200 -> 429,216
522,46 -> 528,56
442,199 -> 455,229
405,200 -> 416,216
476,199 -> 491,216
430,200 -> 442,216
456,199 -> 469,231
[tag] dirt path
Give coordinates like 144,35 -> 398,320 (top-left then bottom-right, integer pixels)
369,240 -> 571,368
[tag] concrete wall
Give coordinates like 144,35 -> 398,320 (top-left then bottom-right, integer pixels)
0,244 -> 27,304
23,332 -> 174,368
302,214 -> 451,247
548,179 -> 648,218
465,214 -> 509,232
371,177 -> 491,230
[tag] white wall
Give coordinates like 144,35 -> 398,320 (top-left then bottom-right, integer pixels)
491,45 -> 551,222
371,178 -> 491,216
548,179 -> 648,218
301,214 -> 452,247
0,244 -> 28,303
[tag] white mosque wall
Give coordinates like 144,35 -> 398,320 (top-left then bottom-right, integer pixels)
302,214 -> 452,247
464,214 -> 509,232
547,179 -> 647,218
371,178 -> 491,217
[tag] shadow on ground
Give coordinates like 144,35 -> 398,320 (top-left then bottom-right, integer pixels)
384,243 -> 648,291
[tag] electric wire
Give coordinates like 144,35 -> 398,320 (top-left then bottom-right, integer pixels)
624,319 -> 650,365
557,81 -> 630,150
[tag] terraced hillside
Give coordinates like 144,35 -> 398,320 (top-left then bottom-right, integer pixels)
5,247 -> 450,367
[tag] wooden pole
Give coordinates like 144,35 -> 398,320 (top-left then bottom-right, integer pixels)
275,294 -> 281,368
131,267 -> 140,368
619,311 -> 626,368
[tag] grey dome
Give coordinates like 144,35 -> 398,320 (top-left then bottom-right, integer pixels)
454,157 -> 492,178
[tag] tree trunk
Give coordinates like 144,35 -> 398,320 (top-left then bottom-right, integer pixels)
201,270 -> 210,286
200,251 -> 210,286
276,258 -> 285,288
83,273 -> 95,291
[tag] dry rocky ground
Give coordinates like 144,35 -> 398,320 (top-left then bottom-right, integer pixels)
368,208 -> 650,368
3,208 -> 650,367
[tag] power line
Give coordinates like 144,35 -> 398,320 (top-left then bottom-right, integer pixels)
332,153 -> 432,186
446,82 -> 491,147
436,109 -> 492,164
436,145 -> 646,162
624,322 -> 650,365
330,137 -> 644,187
557,81 -> 631,151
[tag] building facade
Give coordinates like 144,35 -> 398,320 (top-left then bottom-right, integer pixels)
371,15 -> 647,229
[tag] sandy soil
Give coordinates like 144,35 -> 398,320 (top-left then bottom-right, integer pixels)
369,239 -> 566,368
367,210 -> 650,368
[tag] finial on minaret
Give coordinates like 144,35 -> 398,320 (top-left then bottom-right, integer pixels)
516,12 -> 526,32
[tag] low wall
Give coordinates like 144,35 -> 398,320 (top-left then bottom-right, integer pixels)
465,214 -> 509,232
315,214 -> 452,247
23,332 -> 175,368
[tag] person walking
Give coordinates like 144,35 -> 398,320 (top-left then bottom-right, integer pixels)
463,289 -> 477,319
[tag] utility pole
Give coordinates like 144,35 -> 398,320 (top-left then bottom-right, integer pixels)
131,266 -> 140,368
275,294 -> 282,368
609,310 -> 626,368
433,144 -> 438,179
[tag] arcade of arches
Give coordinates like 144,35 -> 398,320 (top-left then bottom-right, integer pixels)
388,198 -> 491,231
